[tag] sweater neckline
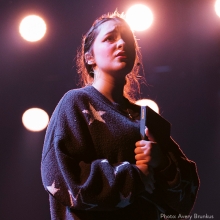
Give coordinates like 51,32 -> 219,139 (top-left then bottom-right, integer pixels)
85,85 -> 117,106
84,85 -> 140,120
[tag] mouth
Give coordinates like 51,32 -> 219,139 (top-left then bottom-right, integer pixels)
115,51 -> 127,59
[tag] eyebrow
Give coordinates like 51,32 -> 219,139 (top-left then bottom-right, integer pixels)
103,26 -> 119,37
105,30 -> 117,35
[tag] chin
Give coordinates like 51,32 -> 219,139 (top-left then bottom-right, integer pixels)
118,62 -> 133,71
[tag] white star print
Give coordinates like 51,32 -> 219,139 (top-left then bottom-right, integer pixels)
46,181 -> 60,195
116,192 -> 131,208
82,103 -> 106,125
68,189 -> 81,207
68,188 -> 98,210
114,162 -> 130,175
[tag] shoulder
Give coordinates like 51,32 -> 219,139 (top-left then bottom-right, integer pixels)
46,87 -> 94,135
62,86 -> 94,102
55,86 -> 96,110
51,86 -> 104,121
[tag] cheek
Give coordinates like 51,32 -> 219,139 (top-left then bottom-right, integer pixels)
94,45 -> 114,61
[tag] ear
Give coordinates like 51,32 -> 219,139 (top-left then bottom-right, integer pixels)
85,52 -> 95,65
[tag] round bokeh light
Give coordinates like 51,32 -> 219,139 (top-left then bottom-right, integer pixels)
22,108 -> 49,132
135,99 -> 159,113
126,4 -> 153,31
19,15 -> 47,42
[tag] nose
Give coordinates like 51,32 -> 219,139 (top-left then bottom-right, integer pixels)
117,38 -> 125,49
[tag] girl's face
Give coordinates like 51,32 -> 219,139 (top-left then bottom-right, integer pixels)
89,20 -> 136,79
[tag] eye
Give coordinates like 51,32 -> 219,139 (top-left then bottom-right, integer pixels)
105,34 -> 116,42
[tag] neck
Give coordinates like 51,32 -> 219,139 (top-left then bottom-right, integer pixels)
92,75 -> 126,104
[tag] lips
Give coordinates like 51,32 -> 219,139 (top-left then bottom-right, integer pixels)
116,51 -> 127,58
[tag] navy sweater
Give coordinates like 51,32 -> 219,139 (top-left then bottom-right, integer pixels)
41,86 -> 199,220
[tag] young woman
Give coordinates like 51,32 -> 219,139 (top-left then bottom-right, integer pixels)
41,12 -> 199,220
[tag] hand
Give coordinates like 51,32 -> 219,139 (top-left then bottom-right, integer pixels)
135,128 -> 164,169
134,128 -> 169,171
134,128 -> 169,192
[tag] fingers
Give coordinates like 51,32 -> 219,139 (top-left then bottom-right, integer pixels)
135,140 -> 148,148
135,139 -> 162,168
134,141 -> 155,157
135,140 -> 152,166
145,127 -> 156,142
134,145 -> 151,154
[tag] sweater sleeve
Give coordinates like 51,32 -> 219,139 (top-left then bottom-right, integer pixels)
41,92 -> 146,211
142,137 -> 199,216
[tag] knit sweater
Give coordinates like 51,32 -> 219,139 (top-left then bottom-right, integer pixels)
41,86 -> 199,220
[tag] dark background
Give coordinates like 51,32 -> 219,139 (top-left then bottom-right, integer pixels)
1,0 -> 219,219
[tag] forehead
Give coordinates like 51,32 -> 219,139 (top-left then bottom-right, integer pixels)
96,20 -> 132,37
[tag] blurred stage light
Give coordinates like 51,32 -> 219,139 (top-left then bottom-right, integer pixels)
19,15 -> 46,42
215,0 -> 220,17
125,4 -> 153,31
135,99 -> 159,113
22,108 -> 49,132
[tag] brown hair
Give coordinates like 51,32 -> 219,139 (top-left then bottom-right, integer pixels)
76,11 -> 143,101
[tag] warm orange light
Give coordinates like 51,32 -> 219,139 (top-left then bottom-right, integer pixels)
215,0 -> 220,17
19,15 -> 47,42
125,4 -> 153,31
135,99 -> 159,113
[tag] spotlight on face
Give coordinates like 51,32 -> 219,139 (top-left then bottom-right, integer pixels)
19,15 -> 47,42
22,108 -> 49,132
125,4 -> 154,31
135,99 -> 159,113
